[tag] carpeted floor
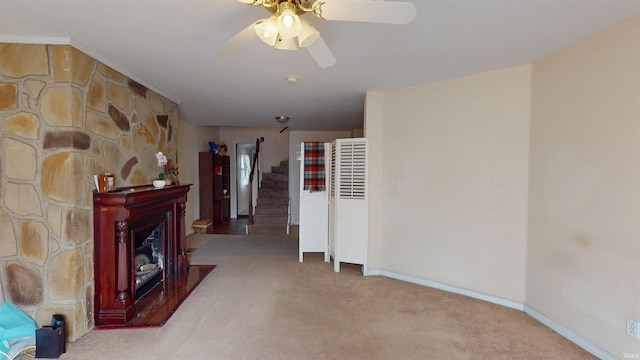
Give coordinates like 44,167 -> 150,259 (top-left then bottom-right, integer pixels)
58,233 -> 595,360
189,234 -> 298,256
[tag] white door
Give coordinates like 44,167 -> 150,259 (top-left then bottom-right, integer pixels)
236,143 -> 255,216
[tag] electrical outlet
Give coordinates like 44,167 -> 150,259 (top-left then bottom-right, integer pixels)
627,318 -> 640,340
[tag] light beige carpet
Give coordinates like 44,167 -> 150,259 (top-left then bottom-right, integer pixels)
59,236 -> 594,360
190,235 -> 297,256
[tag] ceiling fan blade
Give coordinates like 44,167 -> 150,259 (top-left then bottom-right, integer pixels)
318,0 -> 417,25
215,20 -> 261,55
306,36 -> 337,68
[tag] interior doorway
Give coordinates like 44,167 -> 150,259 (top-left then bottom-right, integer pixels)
236,143 -> 256,216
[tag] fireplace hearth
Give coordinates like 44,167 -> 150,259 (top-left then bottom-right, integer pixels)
93,184 -> 191,326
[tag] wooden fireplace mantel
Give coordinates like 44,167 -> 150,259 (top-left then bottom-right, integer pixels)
93,184 -> 191,326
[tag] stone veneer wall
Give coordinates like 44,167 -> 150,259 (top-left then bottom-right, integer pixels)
0,43 -> 179,341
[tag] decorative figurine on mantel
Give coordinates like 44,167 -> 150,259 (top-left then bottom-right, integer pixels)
154,152 -> 179,186
166,161 -> 179,185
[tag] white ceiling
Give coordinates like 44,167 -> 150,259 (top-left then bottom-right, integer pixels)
2,0 -> 640,131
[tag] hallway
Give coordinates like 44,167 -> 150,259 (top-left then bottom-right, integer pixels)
207,217 -> 298,238
211,217 -> 248,235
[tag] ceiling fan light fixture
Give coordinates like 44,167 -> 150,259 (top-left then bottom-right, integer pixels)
282,14 -> 294,28
224,0 -> 418,67
275,116 -> 290,125
275,35 -> 298,50
276,2 -> 302,39
255,16 -> 279,46
298,19 -> 319,47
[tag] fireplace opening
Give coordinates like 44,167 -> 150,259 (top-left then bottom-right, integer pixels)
132,222 -> 165,301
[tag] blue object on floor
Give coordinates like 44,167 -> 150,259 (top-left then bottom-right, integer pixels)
0,302 -> 37,356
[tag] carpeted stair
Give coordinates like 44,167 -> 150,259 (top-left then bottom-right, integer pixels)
247,160 -> 289,235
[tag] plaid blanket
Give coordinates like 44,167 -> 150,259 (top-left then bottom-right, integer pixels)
303,142 -> 326,192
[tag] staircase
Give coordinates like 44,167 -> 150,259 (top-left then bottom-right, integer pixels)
247,160 -> 289,235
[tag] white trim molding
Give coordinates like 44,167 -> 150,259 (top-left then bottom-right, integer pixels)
367,268 -> 615,360
524,305 -> 616,360
0,35 -> 70,44
368,269 -> 524,311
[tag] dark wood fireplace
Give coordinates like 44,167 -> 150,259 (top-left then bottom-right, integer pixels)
92,184 -> 191,326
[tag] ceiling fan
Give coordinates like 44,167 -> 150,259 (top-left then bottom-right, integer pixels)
216,0 -> 417,68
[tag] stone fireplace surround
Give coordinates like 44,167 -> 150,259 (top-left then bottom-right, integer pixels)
0,43 -> 179,341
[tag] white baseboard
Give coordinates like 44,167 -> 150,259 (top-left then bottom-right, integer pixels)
368,269 -> 614,360
369,269 -> 524,310
524,305 -> 616,360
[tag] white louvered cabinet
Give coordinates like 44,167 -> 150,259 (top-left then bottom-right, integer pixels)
328,138 -> 368,274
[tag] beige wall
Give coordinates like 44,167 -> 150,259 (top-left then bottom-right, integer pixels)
528,16 -> 640,357
177,119 -> 219,230
367,14 -> 640,357
364,92 -> 386,270
288,130 -> 353,145
366,65 -> 532,303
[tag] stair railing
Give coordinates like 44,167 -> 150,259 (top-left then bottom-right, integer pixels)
248,137 -> 264,225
